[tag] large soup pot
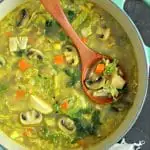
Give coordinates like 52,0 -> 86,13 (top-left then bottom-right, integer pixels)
0,0 -> 149,150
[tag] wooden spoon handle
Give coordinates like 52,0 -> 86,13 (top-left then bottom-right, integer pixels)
40,0 -> 95,62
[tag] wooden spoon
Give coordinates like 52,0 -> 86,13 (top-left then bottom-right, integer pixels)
40,0 -> 113,104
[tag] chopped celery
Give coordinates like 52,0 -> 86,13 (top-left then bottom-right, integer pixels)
0,83 -> 8,95
72,10 -> 89,30
81,25 -> 92,37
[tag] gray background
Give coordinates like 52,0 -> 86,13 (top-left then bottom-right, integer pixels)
123,0 -> 150,149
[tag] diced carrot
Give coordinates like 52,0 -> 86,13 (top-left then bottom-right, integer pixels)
54,55 -> 64,64
23,128 -> 33,137
28,37 -> 35,45
77,140 -> 87,148
61,100 -> 69,110
95,64 -> 105,74
4,31 -> 13,37
18,59 -> 31,72
16,90 -> 26,99
81,37 -> 88,44
26,128 -> 33,132
23,131 -> 28,137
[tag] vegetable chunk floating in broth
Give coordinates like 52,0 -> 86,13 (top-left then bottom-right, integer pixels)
0,0 -> 138,150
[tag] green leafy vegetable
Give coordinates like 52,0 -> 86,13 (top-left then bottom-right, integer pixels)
91,110 -> 101,135
45,20 -> 60,36
72,10 -> 89,30
32,74 -> 54,99
104,59 -> 118,75
0,83 -> 8,95
70,109 -> 101,142
118,85 -> 128,94
14,49 -> 26,57
70,108 -> 92,118
66,10 -> 76,22
39,127 -> 50,140
73,118 -> 92,141
53,103 -> 60,113
64,68 -> 80,87
59,31 -> 68,41
39,127 -> 73,145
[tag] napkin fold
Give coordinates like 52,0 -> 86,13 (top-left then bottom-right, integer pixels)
109,139 -> 145,150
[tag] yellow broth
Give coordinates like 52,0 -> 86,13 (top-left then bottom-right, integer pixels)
0,0 -> 137,150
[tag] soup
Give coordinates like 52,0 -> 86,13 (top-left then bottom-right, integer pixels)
0,0 -> 137,150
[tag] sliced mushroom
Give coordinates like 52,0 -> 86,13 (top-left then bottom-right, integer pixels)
27,48 -> 44,60
58,116 -> 76,134
30,95 -> 53,114
63,45 -> 79,66
0,56 -> 6,67
20,110 -> 42,125
85,77 -> 105,90
9,37 -> 28,53
85,66 -> 106,90
16,9 -> 29,27
96,27 -> 110,41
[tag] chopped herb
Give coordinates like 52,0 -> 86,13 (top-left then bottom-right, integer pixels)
39,127 -> 73,145
104,59 -> 118,75
70,109 -> 101,142
73,118 -> 92,140
53,103 -> 60,113
0,83 -> 8,95
45,20 -> 60,36
64,68 -> 80,87
33,74 -> 54,99
59,31 -> 68,41
14,49 -> 26,57
118,84 -> 128,94
39,127 -> 50,140
66,10 -> 76,22
91,110 -> 101,135
45,20 -> 53,27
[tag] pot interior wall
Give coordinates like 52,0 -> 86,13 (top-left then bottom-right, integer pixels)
90,0 -> 148,150
0,0 -> 25,19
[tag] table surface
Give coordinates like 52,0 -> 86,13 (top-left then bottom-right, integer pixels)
124,0 -> 150,150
